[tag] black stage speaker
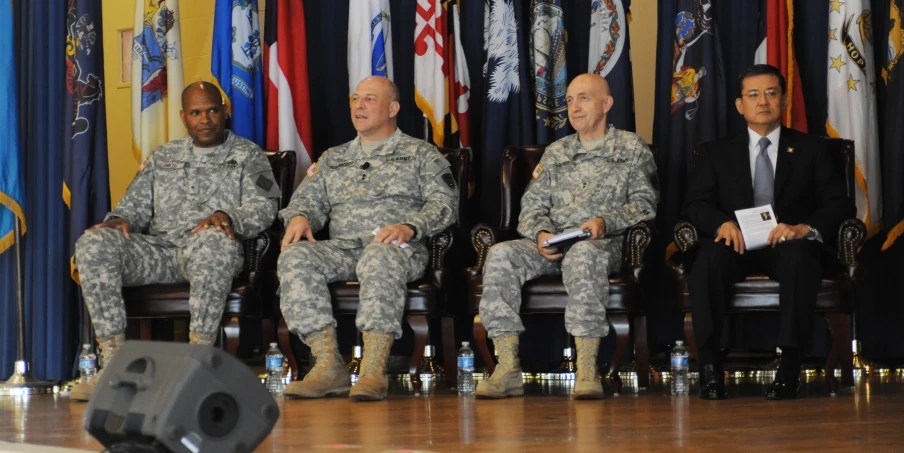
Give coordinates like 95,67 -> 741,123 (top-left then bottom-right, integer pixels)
83,341 -> 279,453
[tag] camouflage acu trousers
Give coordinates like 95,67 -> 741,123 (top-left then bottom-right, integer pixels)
278,240 -> 429,340
479,238 -> 623,339
75,228 -> 243,338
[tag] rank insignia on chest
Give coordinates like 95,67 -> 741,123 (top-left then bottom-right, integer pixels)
306,163 -> 320,178
532,164 -> 545,180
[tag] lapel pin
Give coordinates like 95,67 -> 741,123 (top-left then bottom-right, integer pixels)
787,147 -> 794,153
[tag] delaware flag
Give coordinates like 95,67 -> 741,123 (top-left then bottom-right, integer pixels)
212,0 -> 265,146
881,0 -> 904,249
131,0 -> 186,162
754,0 -> 807,132
827,0 -> 881,236
64,0 -> 110,281
415,0 -> 448,146
588,0 -> 635,132
0,0 -> 23,254
531,0 -> 568,143
264,0 -> 314,188
348,0 -> 394,94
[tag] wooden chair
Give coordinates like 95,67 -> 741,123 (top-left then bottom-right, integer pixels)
277,147 -> 473,389
665,138 -> 865,392
465,144 -> 654,393
122,151 -> 297,354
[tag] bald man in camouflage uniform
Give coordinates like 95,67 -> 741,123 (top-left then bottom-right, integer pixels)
279,76 -> 457,402
477,74 -> 659,400
71,82 -> 279,401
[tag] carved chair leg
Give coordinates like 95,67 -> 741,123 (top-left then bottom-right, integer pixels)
632,315 -> 651,389
408,314 -> 429,393
277,315 -> 298,382
825,311 -> 853,393
222,316 -> 240,355
607,313 -> 631,395
139,319 -> 152,341
683,313 -> 699,360
473,314 -> 494,375
441,316 -> 457,388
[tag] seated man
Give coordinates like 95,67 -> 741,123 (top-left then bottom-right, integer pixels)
279,76 -> 458,402
71,82 -> 280,401
477,74 -> 659,400
683,64 -> 855,400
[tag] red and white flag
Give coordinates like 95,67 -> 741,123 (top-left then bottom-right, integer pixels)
448,0 -> 471,148
754,0 -> 808,132
264,0 -> 314,188
415,0 -> 449,146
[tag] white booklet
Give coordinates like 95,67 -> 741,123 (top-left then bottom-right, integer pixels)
542,229 -> 591,249
734,205 -> 778,250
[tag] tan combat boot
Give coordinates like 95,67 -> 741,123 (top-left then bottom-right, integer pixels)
285,327 -> 351,398
574,336 -> 604,400
349,331 -> 393,402
189,332 -> 217,345
475,335 -> 523,399
71,334 -> 126,402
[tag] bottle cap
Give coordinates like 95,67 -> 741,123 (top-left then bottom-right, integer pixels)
462,341 -> 469,346
270,342 -> 277,348
676,340 -> 684,346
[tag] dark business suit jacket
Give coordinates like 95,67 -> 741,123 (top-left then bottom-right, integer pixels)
683,127 -> 854,245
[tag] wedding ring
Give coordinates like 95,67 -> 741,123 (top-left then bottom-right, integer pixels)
221,222 -> 230,227
780,235 -> 786,242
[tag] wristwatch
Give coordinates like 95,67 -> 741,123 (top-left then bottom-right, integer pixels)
402,223 -> 418,239
803,224 -> 816,239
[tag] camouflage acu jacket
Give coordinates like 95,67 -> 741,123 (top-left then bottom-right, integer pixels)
518,126 -> 659,240
107,130 -> 279,245
279,128 -> 458,248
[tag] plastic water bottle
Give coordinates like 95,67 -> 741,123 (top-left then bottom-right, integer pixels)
457,342 -> 475,396
265,343 -> 285,395
671,341 -> 689,396
78,344 -> 97,383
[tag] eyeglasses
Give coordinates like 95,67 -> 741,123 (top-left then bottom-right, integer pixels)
741,89 -> 782,101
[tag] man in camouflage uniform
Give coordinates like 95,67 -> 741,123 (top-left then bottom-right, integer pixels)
476,74 -> 659,400
279,76 -> 458,402
71,82 -> 279,401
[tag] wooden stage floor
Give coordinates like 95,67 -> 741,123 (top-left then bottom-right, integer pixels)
2,373 -> 903,452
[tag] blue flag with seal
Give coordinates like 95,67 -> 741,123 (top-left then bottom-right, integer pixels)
483,0 -> 535,224
212,0 -> 265,146
65,0 -> 111,283
588,0 -> 635,132
0,0 -> 24,255
653,0 -> 727,250
531,0 -> 569,143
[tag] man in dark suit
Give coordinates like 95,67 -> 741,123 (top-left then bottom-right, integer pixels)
683,64 -> 855,400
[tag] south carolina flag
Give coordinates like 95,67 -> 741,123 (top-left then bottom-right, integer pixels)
827,0 -> 881,236
131,0 -> 186,162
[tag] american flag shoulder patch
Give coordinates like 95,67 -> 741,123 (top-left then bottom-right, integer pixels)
532,164 -> 545,180
306,163 -> 320,178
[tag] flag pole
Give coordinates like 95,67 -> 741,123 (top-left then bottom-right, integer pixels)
423,114 -> 429,143
0,216 -> 54,395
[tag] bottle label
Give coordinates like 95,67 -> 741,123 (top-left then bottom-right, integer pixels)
79,358 -> 96,370
458,356 -> 474,370
266,357 -> 283,369
670,356 -> 688,368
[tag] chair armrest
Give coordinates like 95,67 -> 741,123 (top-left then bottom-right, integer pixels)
836,218 -> 866,279
621,220 -> 654,281
427,229 -> 454,271
672,220 -> 699,254
468,223 -> 507,274
240,230 -> 272,288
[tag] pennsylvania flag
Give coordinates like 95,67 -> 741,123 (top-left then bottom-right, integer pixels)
588,0 -> 635,132
653,0 -> 727,248
0,0 -> 23,254
64,0 -> 111,282
212,0 -> 264,146
882,0 -> 904,249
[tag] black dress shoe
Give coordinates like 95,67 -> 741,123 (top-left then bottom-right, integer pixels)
764,379 -> 799,400
698,364 -> 727,400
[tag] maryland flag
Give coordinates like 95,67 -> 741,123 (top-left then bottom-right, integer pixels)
448,0 -> 471,148
827,0 -> 881,237
131,0 -> 185,162
882,0 -> 904,249
414,0 -> 449,146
